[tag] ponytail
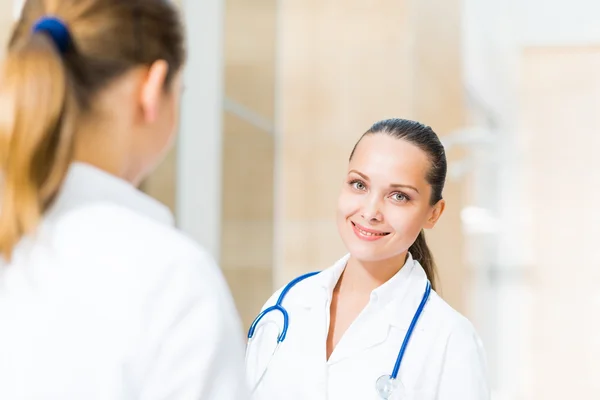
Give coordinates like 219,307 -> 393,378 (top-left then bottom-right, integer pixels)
409,230 -> 437,290
0,33 -> 76,260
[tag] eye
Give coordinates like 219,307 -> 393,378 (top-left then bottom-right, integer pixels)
390,192 -> 409,202
349,180 -> 367,191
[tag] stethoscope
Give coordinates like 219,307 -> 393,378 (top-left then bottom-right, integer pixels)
247,271 -> 431,399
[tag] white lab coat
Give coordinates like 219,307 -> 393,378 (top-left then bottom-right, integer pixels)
245,254 -> 489,400
0,162 -> 249,400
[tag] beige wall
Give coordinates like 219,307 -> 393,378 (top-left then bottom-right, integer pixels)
0,0 -> 14,58
220,0 -> 277,329
519,46 -> 600,399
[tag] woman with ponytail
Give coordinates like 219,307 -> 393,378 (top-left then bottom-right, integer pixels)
0,1 -> 248,399
246,119 -> 489,399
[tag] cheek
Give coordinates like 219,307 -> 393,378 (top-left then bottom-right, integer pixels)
165,96 -> 179,134
337,191 -> 361,219
158,96 -> 180,146
385,205 -> 430,235
172,94 -> 182,126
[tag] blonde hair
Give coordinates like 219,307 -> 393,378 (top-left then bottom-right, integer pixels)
0,0 -> 185,260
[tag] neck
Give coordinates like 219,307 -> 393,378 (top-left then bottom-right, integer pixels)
73,117 -> 142,185
74,149 -> 142,186
337,252 -> 409,295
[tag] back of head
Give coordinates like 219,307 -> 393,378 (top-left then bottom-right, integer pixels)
0,0 -> 185,260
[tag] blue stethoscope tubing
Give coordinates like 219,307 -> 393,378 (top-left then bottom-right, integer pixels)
390,279 -> 431,379
247,270 -> 431,393
247,271 -> 320,343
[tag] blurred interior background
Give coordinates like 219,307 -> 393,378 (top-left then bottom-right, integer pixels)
3,0 -> 600,398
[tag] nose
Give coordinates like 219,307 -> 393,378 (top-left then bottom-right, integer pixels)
360,195 -> 383,223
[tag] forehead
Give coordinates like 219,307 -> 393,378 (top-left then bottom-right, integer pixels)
349,134 -> 430,184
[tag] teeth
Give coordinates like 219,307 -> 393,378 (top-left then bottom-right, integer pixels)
358,228 -> 385,236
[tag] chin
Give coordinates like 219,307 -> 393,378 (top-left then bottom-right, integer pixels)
341,233 -> 409,267
348,249 -> 389,263
341,236 -> 390,263
347,246 -> 410,269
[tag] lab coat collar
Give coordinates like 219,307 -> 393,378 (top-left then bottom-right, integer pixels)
50,162 -> 174,226
292,253 -> 430,365
384,260 -> 429,328
369,253 -> 417,316
298,252 -> 419,316
329,261 -> 429,365
283,254 -> 348,310
315,253 -> 351,294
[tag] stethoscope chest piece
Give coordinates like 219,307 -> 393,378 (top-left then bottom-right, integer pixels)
375,374 -> 404,399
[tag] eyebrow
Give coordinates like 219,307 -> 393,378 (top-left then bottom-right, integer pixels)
349,169 -> 420,194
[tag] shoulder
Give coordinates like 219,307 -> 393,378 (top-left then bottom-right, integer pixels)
47,202 -> 202,260
259,254 -> 347,311
424,290 -> 485,352
259,271 -> 321,312
40,202 -> 228,304
423,293 -> 490,396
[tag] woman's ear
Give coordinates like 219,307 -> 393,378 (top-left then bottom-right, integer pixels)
140,60 -> 169,123
424,199 -> 445,229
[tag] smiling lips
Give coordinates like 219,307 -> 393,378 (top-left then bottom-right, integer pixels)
351,221 -> 391,241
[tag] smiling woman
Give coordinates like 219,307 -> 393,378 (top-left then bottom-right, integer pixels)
245,118 -> 490,400
339,119 -> 447,292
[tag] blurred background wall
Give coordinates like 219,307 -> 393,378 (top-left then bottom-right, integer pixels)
3,0 -> 600,398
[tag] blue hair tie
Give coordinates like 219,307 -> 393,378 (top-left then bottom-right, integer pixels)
32,16 -> 72,54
